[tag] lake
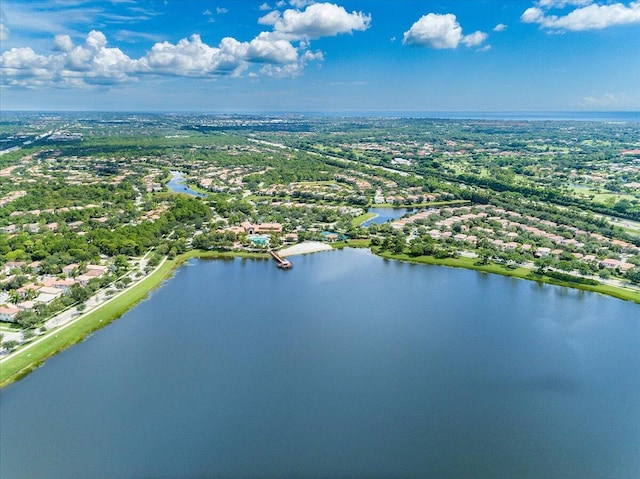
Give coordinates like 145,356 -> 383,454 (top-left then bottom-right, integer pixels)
363,207 -> 416,226
1,249 -> 639,479
166,170 -> 205,197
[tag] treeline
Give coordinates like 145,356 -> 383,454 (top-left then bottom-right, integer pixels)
535,270 -> 600,286
1,195 -> 211,268
4,182 -> 136,213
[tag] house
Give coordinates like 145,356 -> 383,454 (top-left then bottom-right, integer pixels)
34,286 -> 63,304
601,258 -> 620,269
16,284 -> 41,298
86,264 -> 108,276
63,264 -> 79,277
4,261 -> 25,274
535,247 -> 551,257
0,305 -> 20,322
240,221 -> 283,235
41,278 -> 76,291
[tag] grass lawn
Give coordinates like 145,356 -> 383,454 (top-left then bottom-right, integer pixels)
351,212 -> 376,227
332,239 -> 372,249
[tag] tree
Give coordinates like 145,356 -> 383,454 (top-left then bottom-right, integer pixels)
15,311 -> 40,329
69,283 -> 89,304
3,340 -> 19,352
22,329 -> 35,341
625,268 -> 640,284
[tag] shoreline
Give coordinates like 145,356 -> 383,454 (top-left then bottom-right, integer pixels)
279,241 -> 333,256
2,243 -> 638,387
371,249 -> 640,305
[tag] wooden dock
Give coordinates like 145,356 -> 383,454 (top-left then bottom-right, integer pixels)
269,250 -> 292,269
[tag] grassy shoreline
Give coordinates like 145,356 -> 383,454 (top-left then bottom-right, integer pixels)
373,249 -> 640,304
0,249 -> 277,387
0,249 -> 273,387
2,244 -> 637,387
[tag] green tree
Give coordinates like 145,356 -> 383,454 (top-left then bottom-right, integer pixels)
3,340 -> 19,352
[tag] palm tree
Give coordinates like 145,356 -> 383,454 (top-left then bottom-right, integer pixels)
8,290 -> 21,305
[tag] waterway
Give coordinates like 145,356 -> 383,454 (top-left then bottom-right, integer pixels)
1,249 -> 639,478
166,170 -> 205,197
363,207 -> 415,226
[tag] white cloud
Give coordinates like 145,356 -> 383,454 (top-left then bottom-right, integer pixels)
1,2 -> 370,87
1,30 -> 141,87
259,3 -> 272,11
271,2 -> 371,40
144,34 -> 248,77
493,23 -> 507,32
521,7 -> 545,23
203,9 -> 213,16
259,10 -> 281,25
403,13 -> 488,49
461,30 -> 488,47
53,34 -> 74,52
246,32 -> 299,63
522,1 -> 640,31
216,7 -> 229,14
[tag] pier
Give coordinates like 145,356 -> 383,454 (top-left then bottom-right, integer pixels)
270,250 -> 292,269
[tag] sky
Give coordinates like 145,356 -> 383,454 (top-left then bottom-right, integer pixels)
0,0 -> 639,112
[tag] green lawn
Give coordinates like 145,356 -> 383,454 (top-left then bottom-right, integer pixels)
351,212 -> 376,227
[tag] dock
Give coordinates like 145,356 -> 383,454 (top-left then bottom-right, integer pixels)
270,250 -> 292,269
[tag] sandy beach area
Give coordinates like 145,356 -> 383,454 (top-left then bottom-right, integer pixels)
279,241 -> 333,257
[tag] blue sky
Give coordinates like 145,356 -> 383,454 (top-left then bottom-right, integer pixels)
1,0 -> 639,112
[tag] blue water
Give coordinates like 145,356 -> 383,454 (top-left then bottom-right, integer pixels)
166,170 -> 205,197
362,207 -> 415,226
298,111 -> 640,122
1,249 -> 639,478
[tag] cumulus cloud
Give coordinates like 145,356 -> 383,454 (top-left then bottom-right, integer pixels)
259,10 -> 282,25
522,1 -> 640,31
461,30 -> 488,47
144,34 -> 248,77
402,13 -> 488,49
53,34 -> 74,52
270,2 -> 371,39
1,2 -> 371,87
1,30 -> 141,87
493,23 -> 507,32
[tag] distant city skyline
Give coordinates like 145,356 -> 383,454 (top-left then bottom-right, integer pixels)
1,0 -> 639,112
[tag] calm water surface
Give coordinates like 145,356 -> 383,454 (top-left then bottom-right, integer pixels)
363,207 -> 415,226
167,170 -> 204,197
1,249 -> 639,479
